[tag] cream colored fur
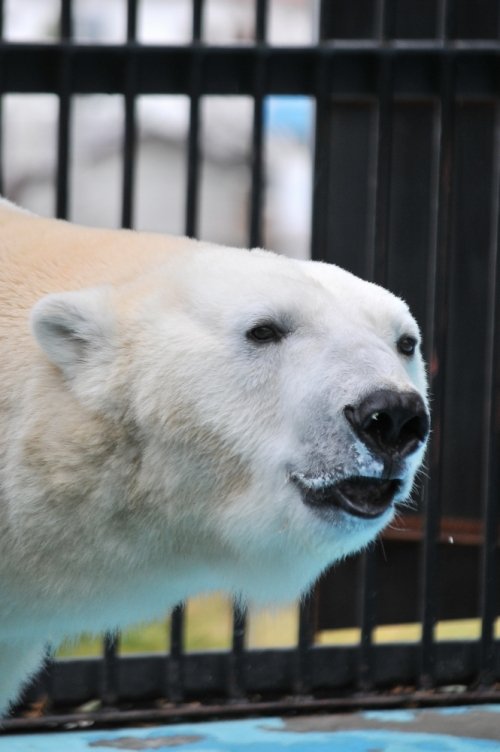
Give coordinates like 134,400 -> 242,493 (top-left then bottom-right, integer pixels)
0,200 -> 428,713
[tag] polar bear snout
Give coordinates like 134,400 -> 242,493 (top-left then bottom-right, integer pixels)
344,388 -> 429,464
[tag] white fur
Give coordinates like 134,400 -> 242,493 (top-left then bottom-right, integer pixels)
0,201 -> 429,713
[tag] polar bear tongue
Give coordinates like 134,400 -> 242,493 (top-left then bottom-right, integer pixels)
296,477 -> 401,520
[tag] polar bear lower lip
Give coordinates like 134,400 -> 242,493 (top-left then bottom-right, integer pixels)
293,476 -> 401,519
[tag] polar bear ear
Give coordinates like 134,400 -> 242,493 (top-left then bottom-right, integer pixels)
30,288 -> 114,378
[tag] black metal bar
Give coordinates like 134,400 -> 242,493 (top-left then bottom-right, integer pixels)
478,101 -> 500,686
437,0 -> 455,41
56,0 -> 73,219
248,0 -> 268,248
184,0 -> 204,238
293,596 -> 314,695
100,632 -> 119,707
60,0 -> 72,40
418,1 -> 456,690
419,53 -> 456,691
310,2 -> 333,261
226,601 -> 247,700
255,0 -> 268,42
374,0 -> 395,42
185,92 -> 201,238
357,551 -> 378,691
1,43 -> 500,98
358,1 -> 394,689
121,0 -> 138,229
166,605 -> 185,703
192,0 -> 203,42
368,38 -> 394,285
56,86 -> 71,219
126,0 -> 138,42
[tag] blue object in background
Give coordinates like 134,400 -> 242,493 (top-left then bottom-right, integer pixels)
264,96 -> 312,143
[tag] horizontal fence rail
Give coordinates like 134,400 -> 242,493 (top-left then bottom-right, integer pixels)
1,0 -> 499,732
0,43 -> 499,97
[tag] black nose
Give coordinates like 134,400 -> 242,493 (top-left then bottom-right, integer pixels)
344,389 -> 429,461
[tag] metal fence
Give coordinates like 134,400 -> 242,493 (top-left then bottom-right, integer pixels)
3,0 -> 500,733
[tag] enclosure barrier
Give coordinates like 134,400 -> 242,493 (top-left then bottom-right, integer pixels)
2,0 -> 500,732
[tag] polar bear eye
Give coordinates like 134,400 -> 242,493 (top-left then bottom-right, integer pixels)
247,323 -> 285,344
397,335 -> 417,356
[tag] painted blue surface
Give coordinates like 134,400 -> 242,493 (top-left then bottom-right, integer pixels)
436,705 -> 500,717
2,709 -> 500,751
363,705 -> 500,723
363,709 -> 418,723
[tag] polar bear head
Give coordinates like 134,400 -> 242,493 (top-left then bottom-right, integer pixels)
30,245 -> 429,605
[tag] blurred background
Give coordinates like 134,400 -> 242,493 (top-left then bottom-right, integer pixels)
3,0 -> 315,259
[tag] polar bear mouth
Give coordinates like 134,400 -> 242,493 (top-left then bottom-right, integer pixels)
291,475 -> 401,519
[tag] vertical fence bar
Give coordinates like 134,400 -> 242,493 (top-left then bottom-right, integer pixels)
226,601 -> 247,700
185,0 -> 204,238
305,0 -> 330,682
367,0 -> 395,285
100,632 -> 119,707
293,595 -> 315,695
357,551 -> 378,691
357,0 -> 394,691
368,62 -> 394,283
478,102 -> 500,687
436,0 -> 454,41
419,1 -> 456,687
191,0 -> 203,41
166,604 -> 185,703
56,0 -> 73,219
374,0 -> 396,40
310,3 -> 331,261
121,0 -> 138,229
248,0 -> 268,249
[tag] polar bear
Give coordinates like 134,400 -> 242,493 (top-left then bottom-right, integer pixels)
0,199 -> 429,714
